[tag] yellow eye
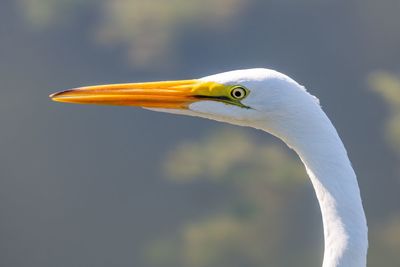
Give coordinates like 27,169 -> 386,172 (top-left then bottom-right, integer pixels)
230,86 -> 247,100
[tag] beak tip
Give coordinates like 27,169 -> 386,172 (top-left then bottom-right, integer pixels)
49,92 -> 62,102
49,89 -> 74,101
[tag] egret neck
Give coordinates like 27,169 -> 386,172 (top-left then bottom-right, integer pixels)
262,103 -> 368,267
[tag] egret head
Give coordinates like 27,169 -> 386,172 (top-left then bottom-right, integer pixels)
50,68 -> 319,135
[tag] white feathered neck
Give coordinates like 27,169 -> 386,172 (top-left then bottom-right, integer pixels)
260,99 -> 368,267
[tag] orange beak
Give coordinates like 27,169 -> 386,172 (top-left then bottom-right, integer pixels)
50,80 -> 228,109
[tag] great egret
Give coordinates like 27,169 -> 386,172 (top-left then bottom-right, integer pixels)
50,68 -> 368,267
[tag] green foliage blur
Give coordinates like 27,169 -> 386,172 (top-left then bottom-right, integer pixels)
368,73 -> 400,266
370,72 -> 400,155
147,130 -> 312,267
1,0 -> 400,266
18,0 -> 244,68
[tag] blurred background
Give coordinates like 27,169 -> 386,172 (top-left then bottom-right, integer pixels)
1,0 -> 400,266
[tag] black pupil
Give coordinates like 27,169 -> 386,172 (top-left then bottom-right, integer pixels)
234,90 -> 242,97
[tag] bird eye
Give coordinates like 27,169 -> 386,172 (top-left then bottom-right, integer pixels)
230,86 -> 247,100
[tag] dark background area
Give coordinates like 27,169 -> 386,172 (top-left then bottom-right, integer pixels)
1,0 -> 399,266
